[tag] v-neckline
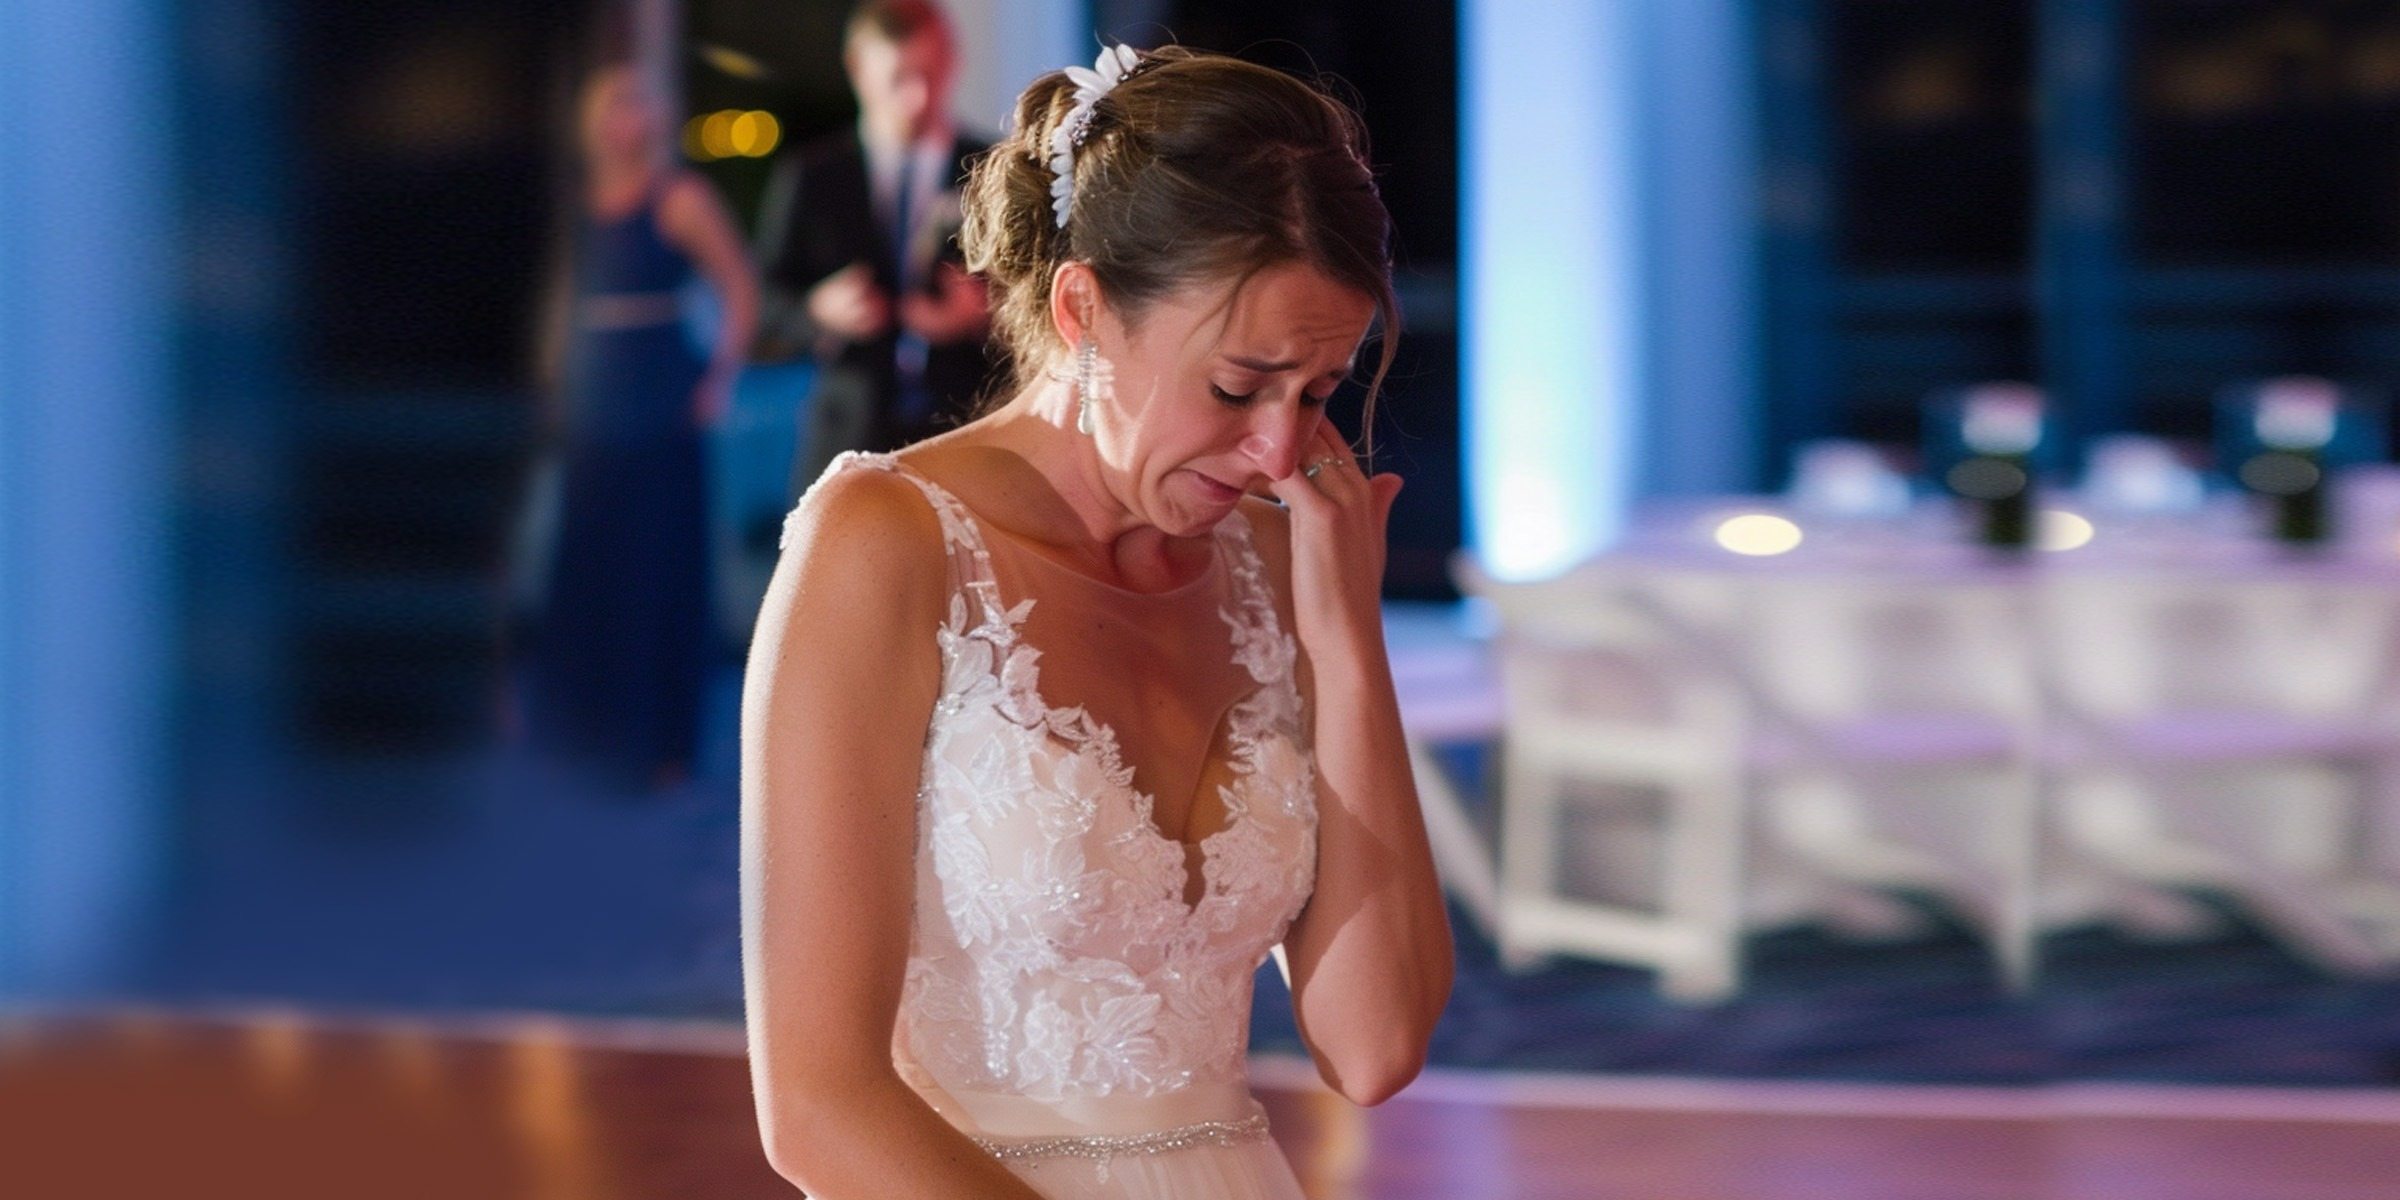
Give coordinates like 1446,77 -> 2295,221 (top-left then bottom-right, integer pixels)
1000,531 -> 1259,915
895,456 -> 1275,915
1076,686 -> 1253,913
878,453 -> 1296,912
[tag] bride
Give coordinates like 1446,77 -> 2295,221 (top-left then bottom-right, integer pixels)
741,42 -> 1452,1198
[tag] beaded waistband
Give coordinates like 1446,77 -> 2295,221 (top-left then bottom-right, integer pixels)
970,1112 -> 1273,1163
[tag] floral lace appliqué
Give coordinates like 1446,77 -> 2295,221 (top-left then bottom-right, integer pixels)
797,453 -> 1318,1104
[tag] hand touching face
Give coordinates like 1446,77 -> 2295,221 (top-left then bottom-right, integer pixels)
1078,261 -> 1377,537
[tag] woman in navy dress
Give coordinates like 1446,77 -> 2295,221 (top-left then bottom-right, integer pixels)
528,63 -> 757,789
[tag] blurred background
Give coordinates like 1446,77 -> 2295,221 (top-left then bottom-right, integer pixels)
11,0 -> 2400,1130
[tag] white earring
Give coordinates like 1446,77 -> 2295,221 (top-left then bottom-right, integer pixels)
1074,337 -> 1107,435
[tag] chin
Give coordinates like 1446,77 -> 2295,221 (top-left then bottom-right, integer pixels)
1171,470 -> 1245,530
1154,503 -> 1224,539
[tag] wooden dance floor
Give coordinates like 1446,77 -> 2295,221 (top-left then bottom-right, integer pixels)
8,1011 -> 2400,1199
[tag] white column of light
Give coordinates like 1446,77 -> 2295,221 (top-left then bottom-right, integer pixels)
1462,0 -> 1643,580
945,0 -> 1085,138
0,0 -> 175,994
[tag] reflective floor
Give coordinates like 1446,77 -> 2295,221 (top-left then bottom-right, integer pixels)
8,1011 -> 2400,1200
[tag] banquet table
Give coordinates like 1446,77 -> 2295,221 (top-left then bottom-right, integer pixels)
1436,497 -> 2400,990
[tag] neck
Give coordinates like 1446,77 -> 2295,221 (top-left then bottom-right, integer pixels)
980,378 -> 1183,574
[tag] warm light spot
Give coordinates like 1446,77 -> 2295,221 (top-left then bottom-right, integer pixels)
680,114 -> 713,161
727,110 -> 780,157
378,1022 -> 444,1098
2037,508 -> 2095,552
244,1010 -> 310,1096
508,1021 -> 610,1200
696,43 -> 770,81
1713,513 -> 1803,556
1300,1086 -> 1369,1196
695,109 -> 741,160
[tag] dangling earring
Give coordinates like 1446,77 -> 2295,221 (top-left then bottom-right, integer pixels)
1074,336 -> 1102,435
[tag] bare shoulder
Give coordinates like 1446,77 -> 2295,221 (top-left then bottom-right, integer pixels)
657,170 -> 718,216
655,171 -> 734,239
781,463 -> 945,582
765,463 -> 951,644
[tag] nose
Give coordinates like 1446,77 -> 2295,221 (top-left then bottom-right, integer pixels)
1238,407 -> 1311,481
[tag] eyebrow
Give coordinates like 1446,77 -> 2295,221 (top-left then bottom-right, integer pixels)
1225,355 -> 1301,372
1225,354 -> 1359,378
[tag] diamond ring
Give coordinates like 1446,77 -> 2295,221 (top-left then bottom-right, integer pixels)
1302,458 -> 1346,480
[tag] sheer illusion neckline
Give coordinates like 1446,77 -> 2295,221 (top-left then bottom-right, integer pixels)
992,522 -> 1227,601
998,534 -> 1256,910
887,456 -> 1271,912
903,462 -> 1227,600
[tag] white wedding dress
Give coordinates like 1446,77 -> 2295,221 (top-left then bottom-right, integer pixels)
803,452 -> 1318,1198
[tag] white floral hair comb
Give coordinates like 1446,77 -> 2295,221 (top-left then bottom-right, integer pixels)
1046,43 -> 1144,229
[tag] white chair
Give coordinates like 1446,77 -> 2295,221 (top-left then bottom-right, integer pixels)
2038,566 -> 2400,971
1460,553 -> 2045,999
1458,557 -> 1756,1000
1385,606 -> 1507,940
1646,564 -> 2042,988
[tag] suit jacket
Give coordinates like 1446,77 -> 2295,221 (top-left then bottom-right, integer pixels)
754,130 -> 998,488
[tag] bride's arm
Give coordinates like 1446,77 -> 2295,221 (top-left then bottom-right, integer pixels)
1250,435 -> 1455,1106
741,468 -> 1048,1199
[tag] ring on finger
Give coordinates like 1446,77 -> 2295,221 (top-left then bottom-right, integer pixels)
1302,457 -> 1348,480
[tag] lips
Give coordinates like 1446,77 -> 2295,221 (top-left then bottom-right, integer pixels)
1187,471 -> 1243,504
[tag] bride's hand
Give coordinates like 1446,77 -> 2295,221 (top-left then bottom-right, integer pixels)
1266,420 -> 1403,663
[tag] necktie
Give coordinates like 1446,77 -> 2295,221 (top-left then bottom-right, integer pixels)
890,150 -> 932,428
889,150 -> 916,291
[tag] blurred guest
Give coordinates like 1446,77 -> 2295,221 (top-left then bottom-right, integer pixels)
752,0 -> 996,489
526,62 -> 757,790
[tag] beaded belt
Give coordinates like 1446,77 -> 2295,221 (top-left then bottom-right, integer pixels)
971,1112 -> 1273,1164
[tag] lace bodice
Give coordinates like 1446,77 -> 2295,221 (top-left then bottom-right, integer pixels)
793,451 -> 1319,1109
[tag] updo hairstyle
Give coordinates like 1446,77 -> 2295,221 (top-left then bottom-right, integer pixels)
959,45 -> 1399,418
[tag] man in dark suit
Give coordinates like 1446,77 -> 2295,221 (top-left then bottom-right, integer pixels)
753,0 -> 996,492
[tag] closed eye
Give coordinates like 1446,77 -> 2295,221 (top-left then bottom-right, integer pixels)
1211,384 -> 1258,406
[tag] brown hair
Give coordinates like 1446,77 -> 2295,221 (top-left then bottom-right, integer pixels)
846,0 -> 951,47
958,45 -> 1400,431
